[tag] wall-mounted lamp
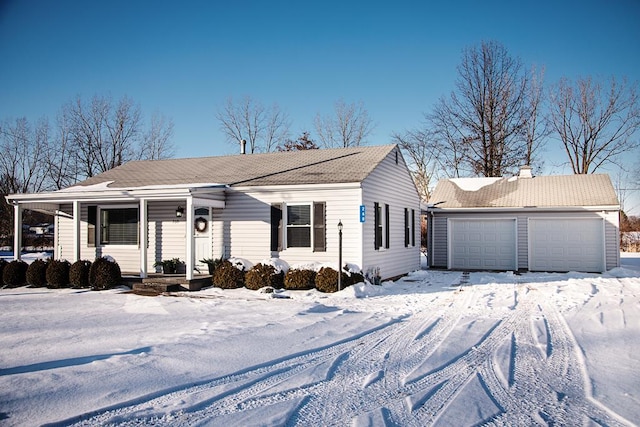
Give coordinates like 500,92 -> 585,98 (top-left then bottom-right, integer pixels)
176,206 -> 184,218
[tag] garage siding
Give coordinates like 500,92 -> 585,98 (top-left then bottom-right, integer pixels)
429,210 -> 619,273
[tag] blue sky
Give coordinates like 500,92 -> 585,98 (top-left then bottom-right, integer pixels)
1,0 -> 639,209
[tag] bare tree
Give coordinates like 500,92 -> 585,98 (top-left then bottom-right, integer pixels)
548,76 -> 640,174
392,128 -> 439,201
138,113 -> 175,160
429,41 -> 540,177
314,99 -> 375,148
0,117 -> 49,194
522,66 -> 550,172
216,96 -> 290,153
63,94 -> 142,178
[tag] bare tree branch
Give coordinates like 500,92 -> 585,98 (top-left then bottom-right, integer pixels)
314,99 -> 375,148
216,96 -> 290,153
548,76 -> 640,174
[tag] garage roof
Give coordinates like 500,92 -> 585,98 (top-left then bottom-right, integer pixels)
429,173 -> 619,209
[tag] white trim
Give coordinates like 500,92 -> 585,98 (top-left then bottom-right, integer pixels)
139,199 -> 148,278
186,198 -> 194,280
72,201 -> 80,262
427,206 -> 620,214
13,204 -> 21,261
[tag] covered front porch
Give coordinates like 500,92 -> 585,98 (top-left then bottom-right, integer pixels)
6,184 -> 228,281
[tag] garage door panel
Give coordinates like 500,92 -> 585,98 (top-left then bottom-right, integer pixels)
450,219 -> 516,270
529,218 -> 604,273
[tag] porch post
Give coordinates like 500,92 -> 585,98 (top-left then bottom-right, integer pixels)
186,197 -> 194,280
139,199 -> 148,278
72,201 -> 81,262
12,203 -> 22,261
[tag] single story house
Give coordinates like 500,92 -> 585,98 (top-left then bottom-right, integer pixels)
425,166 -> 620,273
6,144 -> 421,281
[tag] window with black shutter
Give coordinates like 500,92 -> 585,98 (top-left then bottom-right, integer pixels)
404,208 -> 410,247
374,202 -> 382,250
99,207 -> 138,245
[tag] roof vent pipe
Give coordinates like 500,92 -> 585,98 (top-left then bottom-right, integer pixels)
240,139 -> 246,155
519,165 -> 533,179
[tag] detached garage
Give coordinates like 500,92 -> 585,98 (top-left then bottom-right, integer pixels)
426,168 -> 620,273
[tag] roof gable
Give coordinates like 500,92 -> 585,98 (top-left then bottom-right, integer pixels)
72,145 -> 398,189
429,174 -> 619,208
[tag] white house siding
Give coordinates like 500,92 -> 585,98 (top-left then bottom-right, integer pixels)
147,201 -> 188,272
213,185 -> 364,270
55,201 -> 191,273
430,216 -> 448,268
361,148 -> 421,280
55,204 -> 74,261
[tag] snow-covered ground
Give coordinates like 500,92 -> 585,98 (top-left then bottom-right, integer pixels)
1,254 -> 639,426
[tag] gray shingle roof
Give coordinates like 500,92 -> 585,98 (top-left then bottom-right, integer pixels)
72,145 -> 397,189
429,174 -> 619,208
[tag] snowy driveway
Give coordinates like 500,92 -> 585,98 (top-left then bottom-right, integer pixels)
1,256 -> 639,426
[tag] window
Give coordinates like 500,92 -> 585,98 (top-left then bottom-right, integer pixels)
100,207 -> 138,245
287,204 -> 312,248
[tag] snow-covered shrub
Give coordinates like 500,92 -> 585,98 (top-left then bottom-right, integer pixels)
89,257 -> 122,290
315,267 -> 351,293
245,263 -> 284,291
3,260 -> 28,288
26,259 -> 49,287
69,260 -> 92,288
350,271 -> 365,285
284,269 -> 316,290
212,260 -> 245,289
46,260 -> 70,288
259,258 -> 289,275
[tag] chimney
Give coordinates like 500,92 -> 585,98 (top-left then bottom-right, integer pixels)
240,139 -> 246,154
518,165 -> 533,179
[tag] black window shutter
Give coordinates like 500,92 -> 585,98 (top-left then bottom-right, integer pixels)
270,204 -> 282,251
385,204 -> 390,249
87,205 -> 96,247
404,208 -> 409,247
313,202 -> 326,252
374,202 -> 381,250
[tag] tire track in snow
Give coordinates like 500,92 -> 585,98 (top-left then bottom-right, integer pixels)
65,280 -> 635,426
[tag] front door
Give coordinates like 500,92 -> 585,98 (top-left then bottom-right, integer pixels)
194,207 -> 211,273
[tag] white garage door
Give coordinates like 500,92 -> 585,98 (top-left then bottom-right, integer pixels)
529,218 -> 604,273
449,219 -> 516,270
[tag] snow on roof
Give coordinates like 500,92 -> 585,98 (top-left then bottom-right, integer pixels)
449,177 -> 501,191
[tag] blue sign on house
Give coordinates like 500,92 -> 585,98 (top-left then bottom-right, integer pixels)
360,205 -> 366,222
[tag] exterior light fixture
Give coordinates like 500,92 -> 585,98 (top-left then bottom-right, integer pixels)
176,206 -> 184,218
338,220 -> 343,291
